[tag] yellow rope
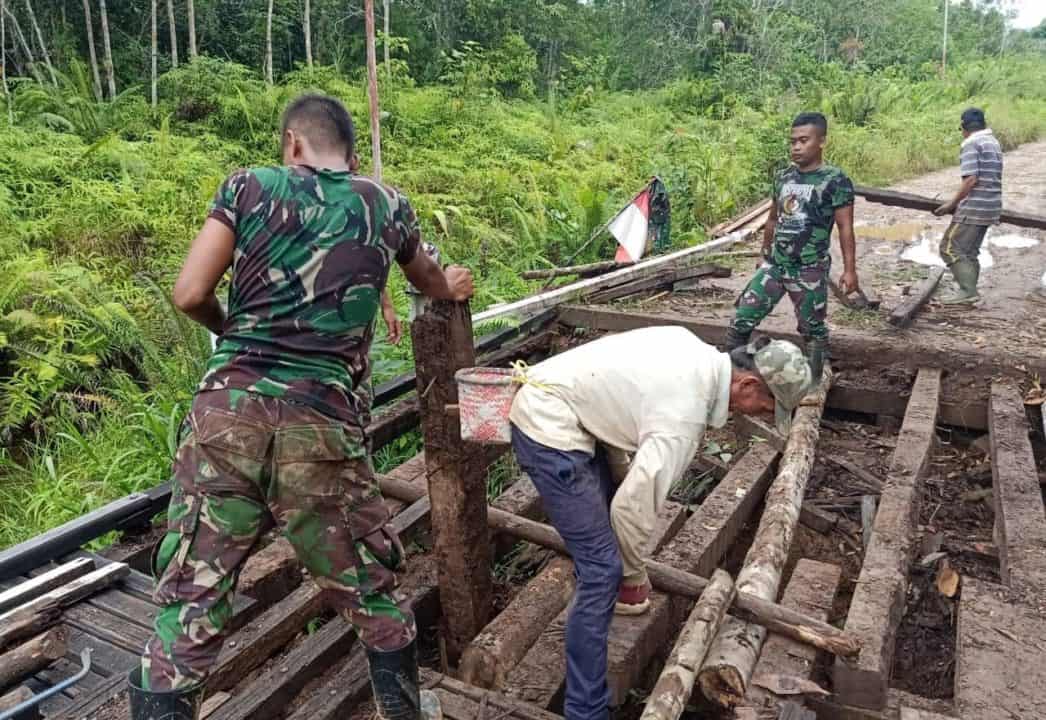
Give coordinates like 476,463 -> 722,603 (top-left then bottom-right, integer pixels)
509,359 -> 555,392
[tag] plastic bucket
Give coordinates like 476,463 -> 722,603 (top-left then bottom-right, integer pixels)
454,367 -> 521,445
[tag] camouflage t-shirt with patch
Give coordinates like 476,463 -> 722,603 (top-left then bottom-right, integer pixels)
198,165 -> 420,424
770,164 -> 854,267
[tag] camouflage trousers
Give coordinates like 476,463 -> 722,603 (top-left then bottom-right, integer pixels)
141,389 -> 414,692
731,261 -> 830,342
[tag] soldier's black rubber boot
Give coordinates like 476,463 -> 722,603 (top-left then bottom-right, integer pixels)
127,668 -> 204,720
725,326 -> 750,352
367,638 -> 442,720
807,338 -> 827,387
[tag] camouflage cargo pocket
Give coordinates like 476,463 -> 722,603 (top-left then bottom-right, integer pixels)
357,523 -> 405,574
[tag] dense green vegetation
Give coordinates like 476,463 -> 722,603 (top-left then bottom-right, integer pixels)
0,0 -> 1045,548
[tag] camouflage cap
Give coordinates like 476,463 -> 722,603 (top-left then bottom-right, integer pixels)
751,339 -> 812,435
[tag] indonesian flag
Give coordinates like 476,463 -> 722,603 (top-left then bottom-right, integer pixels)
609,185 -> 652,263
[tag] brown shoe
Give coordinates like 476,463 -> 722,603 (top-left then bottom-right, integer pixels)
614,580 -> 651,615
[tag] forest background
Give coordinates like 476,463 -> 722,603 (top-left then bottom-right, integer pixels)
0,0 -> 1044,547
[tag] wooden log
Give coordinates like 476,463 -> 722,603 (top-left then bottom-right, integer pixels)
236,537 -> 301,605
887,267 -> 944,328
0,558 -> 94,614
697,370 -> 833,709
710,199 -> 773,238
584,263 -> 731,305
377,473 -> 861,660
854,185 -> 1046,231
521,260 -> 631,280
744,559 -> 841,713
0,563 -> 128,650
988,381 -> 1046,593
0,686 -> 34,714
459,555 -> 575,689
410,299 -> 493,662
640,570 -> 735,720
0,627 -> 66,691
833,369 -> 941,711
799,504 -> 839,535
422,671 -> 565,720
861,496 -> 878,551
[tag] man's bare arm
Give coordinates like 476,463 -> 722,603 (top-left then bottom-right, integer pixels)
934,175 -> 978,216
172,217 -> 235,335
835,204 -> 859,294
400,251 -> 474,302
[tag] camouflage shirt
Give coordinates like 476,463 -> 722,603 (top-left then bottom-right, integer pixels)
198,165 -> 420,424
770,164 -> 854,267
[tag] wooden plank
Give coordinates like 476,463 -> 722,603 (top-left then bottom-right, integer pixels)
0,559 -> 95,614
64,626 -> 138,677
833,368 -> 941,711
410,299 -> 492,662
236,537 -> 302,605
584,264 -> 731,304
710,199 -> 773,237
988,381 -> 1046,594
422,671 -> 566,720
84,588 -> 158,631
887,268 -> 944,328
899,709 -> 955,720
0,687 -> 35,715
0,564 -> 129,651
744,559 -> 841,713
854,185 -> 1046,231
63,602 -> 151,654
281,648 -> 370,720
500,497 -> 694,708
956,577 -> 1046,720
473,232 -> 747,324
33,658 -> 106,699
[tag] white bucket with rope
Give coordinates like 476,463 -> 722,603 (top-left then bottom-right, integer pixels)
453,364 -> 529,445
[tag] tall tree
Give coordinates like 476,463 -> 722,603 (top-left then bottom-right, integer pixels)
23,0 -> 56,85
265,0 -> 274,84
81,0 -> 102,100
304,0 -> 312,66
383,0 -> 390,72
186,0 -> 196,58
167,0 -> 178,67
151,0 -> 158,107
364,0 -> 382,179
4,5 -> 42,84
98,0 -> 115,98
1,0 -> 12,123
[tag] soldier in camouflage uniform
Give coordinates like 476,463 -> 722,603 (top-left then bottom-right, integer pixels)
727,112 -> 859,384
130,94 -> 473,720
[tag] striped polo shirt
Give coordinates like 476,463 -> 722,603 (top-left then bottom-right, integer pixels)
956,129 -> 1003,226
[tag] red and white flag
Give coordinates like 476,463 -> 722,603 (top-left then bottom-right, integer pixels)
608,185 -> 652,263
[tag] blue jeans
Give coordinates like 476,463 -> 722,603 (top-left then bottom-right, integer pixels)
511,425 -> 623,720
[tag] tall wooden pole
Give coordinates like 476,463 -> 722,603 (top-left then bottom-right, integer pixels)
265,0 -> 274,85
186,0 -> 196,58
941,0 -> 949,78
81,0 -> 102,100
383,0 -> 390,75
166,0 -> 178,67
303,0 -> 312,66
150,0 -> 157,107
364,0 -> 382,180
98,0 -> 115,99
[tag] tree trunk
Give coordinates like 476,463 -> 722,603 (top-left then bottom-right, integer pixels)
383,0 -> 390,75
640,570 -> 735,720
697,370 -> 833,709
364,0 -> 382,180
23,0 -> 55,85
186,0 -> 196,58
166,0 -> 178,67
5,6 -> 42,84
97,0 -> 115,99
150,0 -> 157,107
264,0 -> 273,85
0,627 -> 67,689
0,0 -> 11,123
303,0 -> 311,66
81,0 -> 102,100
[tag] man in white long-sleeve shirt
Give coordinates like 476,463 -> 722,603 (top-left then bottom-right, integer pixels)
508,326 -> 811,720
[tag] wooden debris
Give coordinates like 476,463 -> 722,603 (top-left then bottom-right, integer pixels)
0,562 -> 129,650
640,570 -> 735,720
0,686 -> 34,714
237,538 -> 301,605
0,627 -> 66,691
750,675 -> 829,697
282,648 -> 370,720
0,558 -> 95,614
423,671 -> 565,720
935,560 -> 960,598
861,496 -> 878,550
855,185 -> 1046,230
888,267 -> 944,328
698,369 -> 833,709
800,504 -> 839,534
584,263 -> 731,304
710,199 -> 773,237
833,368 -> 941,711
521,260 -> 631,280
828,278 -> 881,310
201,692 -> 233,720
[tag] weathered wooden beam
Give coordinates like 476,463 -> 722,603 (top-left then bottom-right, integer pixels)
410,299 -> 493,662
709,199 -> 773,238
833,368 -> 941,711
584,264 -> 731,304
698,371 -> 833,709
522,260 -> 632,280
854,185 -> 1046,230
422,671 -> 566,720
0,627 -> 67,691
0,687 -> 35,715
743,559 -> 841,714
0,563 -> 129,651
988,382 -> 1046,594
236,538 -> 301,606
640,570 -> 735,720
281,648 -> 370,720
887,267 -> 944,328
0,558 -> 94,614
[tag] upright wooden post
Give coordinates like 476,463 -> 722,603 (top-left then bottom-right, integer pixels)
410,300 -> 492,662
363,0 -> 383,180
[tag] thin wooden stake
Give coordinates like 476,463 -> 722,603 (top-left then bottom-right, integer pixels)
364,0 -> 382,181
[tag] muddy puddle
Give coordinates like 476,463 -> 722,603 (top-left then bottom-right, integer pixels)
856,221 -> 1041,272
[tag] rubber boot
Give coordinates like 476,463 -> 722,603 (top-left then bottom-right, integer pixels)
127,668 -> 204,720
725,326 -> 750,352
367,639 -> 443,720
806,338 -> 827,387
940,259 -> 981,305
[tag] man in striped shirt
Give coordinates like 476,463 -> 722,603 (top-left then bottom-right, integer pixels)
932,108 -> 1004,304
